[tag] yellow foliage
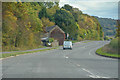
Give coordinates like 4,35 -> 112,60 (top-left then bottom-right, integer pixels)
14,2 -> 17,4
25,22 -> 31,31
76,22 -> 80,30
5,11 -> 13,16
77,36 -> 82,41
4,11 -> 17,21
41,17 -> 55,27
28,33 -> 34,46
47,5 -> 60,16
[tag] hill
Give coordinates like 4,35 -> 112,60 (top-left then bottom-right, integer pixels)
95,17 -> 117,36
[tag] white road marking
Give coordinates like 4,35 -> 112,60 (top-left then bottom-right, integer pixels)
82,68 -> 110,78
88,44 -> 106,56
89,49 -> 93,55
89,52 -> 91,55
65,56 -> 69,59
64,56 -> 69,59
82,68 -> 94,75
76,64 -> 80,67
88,46 -> 117,60
89,75 -> 99,78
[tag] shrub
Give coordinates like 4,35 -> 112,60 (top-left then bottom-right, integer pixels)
102,37 -> 119,54
77,35 -> 82,41
104,36 -> 110,40
49,38 -> 54,43
109,37 -> 119,49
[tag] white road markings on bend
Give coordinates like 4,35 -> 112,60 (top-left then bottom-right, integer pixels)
88,47 -> 117,60
89,47 -> 96,56
81,68 -> 110,78
89,75 -> 100,78
64,56 -> 69,59
88,44 -> 104,56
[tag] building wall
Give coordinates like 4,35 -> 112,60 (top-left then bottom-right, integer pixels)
52,40 -> 59,47
50,28 -> 65,45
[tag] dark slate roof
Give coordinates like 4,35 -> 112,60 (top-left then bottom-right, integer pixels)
45,25 -> 56,32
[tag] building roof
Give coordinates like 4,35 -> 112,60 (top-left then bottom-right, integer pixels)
46,25 -> 56,32
41,25 -> 65,41
45,25 -> 65,33
41,37 -> 49,41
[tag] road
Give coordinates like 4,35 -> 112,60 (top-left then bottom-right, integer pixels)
1,41 -> 118,78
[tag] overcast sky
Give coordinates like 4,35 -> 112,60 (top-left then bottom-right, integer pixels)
59,0 -> 119,19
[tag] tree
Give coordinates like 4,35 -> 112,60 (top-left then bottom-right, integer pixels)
54,9 -> 78,39
39,7 -> 48,19
62,4 -> 73,12
41,17 -> 55,27
116,20 -> 120,37
44,2 -> 54,8
2,2 -> 43,51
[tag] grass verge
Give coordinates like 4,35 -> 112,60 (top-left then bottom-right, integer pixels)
72,40 -> 79,43
96,47 -> 120,59
0,47 -> 58,59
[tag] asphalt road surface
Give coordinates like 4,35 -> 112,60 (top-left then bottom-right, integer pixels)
1,41 -> 118,78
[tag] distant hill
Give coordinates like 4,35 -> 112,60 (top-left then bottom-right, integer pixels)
95,17 -> 117,36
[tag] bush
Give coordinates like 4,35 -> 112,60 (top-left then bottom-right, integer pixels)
77,36 -> 82,41
96,47 -> 120,58
109,37 -> 119,49
49,38 -> 54,43
102,37 -> 119,54
104,36 -> 110,40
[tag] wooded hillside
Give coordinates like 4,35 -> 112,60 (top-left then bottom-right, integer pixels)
95,17 -> 117,36
2,2 -> 104,51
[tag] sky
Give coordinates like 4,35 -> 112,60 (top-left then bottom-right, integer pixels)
2,0 -> 119,19
59,0 -> 119,19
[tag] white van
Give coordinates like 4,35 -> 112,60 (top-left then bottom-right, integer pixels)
63,41 -> 72,50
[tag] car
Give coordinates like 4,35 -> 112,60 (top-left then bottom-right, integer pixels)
63,41 -> 72,50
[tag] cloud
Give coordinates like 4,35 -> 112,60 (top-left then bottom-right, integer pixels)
60,0 -> 119,2
59,1 -> 118,19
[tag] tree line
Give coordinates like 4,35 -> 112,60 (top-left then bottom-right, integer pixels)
2,2 -> 104,51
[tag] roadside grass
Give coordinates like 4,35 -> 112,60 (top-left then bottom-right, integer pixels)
2,45 -> 46,52
96,37 -> 120,59
96,47 -> 120,58
96,37 -> 120,58
72,40 -> 79,43
0,47 -> 58,59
